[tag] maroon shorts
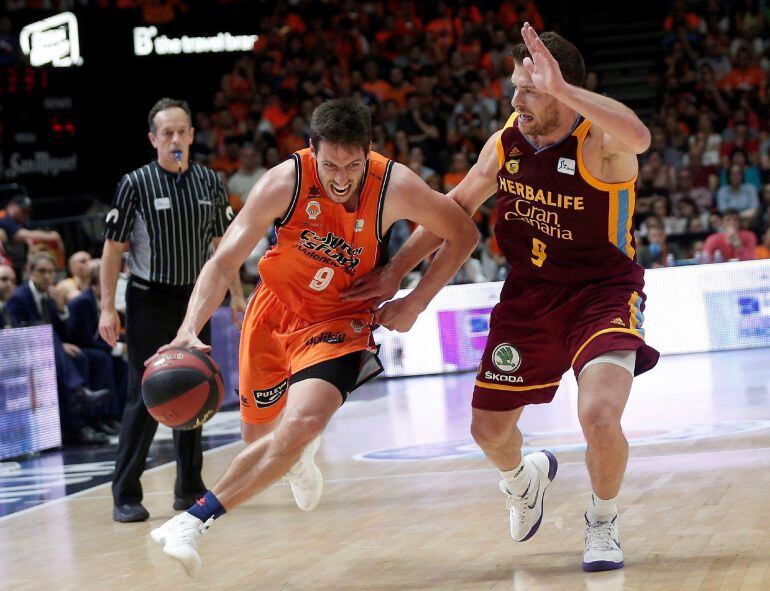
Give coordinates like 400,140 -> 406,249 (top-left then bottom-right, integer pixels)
473,273 -> 659,411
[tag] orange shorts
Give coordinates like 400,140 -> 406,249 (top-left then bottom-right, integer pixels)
238,285 -> 376,424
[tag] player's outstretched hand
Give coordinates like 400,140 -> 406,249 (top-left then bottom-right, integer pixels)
147,332 -> 211,366
520,21 -> 566,97
374,297 -> 424,333
341,266 -> 400,304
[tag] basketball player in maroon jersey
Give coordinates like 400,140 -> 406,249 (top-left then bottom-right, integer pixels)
345,23 -> 659,571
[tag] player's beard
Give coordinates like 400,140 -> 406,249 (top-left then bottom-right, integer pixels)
522,102 -> 561,138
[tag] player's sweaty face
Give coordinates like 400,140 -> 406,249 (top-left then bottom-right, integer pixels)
510,65 -> 560,137
314,143 -> 368,204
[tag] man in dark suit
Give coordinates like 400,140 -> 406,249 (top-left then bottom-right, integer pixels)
6,253 -> 111,444
68,263 -> 127,432
0,263 -> 15,328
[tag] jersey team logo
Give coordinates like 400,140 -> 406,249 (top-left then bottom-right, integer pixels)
306,200 -> 321,220
355,219 -> 365,232
505,159 -> 520,175
297,229 -> 363,272
351,319 -> 366,333
492,343 -> 521,373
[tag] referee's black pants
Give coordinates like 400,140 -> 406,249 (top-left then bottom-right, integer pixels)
112,277 -> 209,506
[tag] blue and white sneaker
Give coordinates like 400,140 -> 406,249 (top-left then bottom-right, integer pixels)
582,513 -> 624,571
498,450 -> 558,541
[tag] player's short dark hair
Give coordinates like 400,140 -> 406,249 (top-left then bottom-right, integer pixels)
148,98 -> 192,133
310,98 -> 372,155
513,31 -> 586,87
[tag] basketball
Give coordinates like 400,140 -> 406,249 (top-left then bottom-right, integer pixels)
141,348 -> 225,430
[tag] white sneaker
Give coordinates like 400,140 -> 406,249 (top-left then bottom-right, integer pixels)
286,436 -> 323,511
150,512 -> 211,578
582,513 -> 624,572
498,450 -> 558,541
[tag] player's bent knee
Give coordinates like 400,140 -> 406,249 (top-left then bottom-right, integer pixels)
579,405 -> 622,438
471,418 -> 510,450
279,413 -> 327,444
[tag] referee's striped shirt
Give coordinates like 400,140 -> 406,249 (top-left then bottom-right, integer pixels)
104,161 -> 233,286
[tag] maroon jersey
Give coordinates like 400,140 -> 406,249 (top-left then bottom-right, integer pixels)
494,113 -> 644,286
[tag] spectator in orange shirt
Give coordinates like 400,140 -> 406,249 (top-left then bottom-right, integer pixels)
278,116 -> 308,157
262,90 -> 297,135
221,57 -> 256,123
481,30 -> 512,75
719,48 -> 766,93
361,60 -> 392,104
755,227 -> 770,260
663,0 -> 702,33
443,152 -> 470,192
426,2 -> 456,53
210,136 -> 242,176
382,67 -> 414,109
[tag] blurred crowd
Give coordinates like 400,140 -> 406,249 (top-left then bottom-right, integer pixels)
637,0 -> 770,268
182,0 -> 547,285
190,0 -> 770,278
5,0 -> 770,294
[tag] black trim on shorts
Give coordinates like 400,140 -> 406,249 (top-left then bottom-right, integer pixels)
290,351 -> 368,403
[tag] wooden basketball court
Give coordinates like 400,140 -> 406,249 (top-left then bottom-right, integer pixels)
3,348 -> 770,590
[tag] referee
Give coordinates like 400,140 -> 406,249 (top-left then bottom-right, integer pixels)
99,98 -> 246,523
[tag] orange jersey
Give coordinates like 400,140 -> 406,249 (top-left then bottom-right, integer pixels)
258,148 -> 393,322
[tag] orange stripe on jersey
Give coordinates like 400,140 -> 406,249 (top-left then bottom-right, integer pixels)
475,379 -> 561,392
574,121 -> 636,193
258,148 -> 393,322
496,112 -> 520,168
608,190 -> 620,252
574,120 -> 637,260
627,291 -> 645,337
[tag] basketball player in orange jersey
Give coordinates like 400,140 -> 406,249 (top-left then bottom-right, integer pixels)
148,98 -> 478,577
345,23 -> 659,572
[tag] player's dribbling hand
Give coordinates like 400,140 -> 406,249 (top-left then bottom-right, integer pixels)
341,266 -> 400,304
148,331 -> 211,366
374,297 -> 424,333
520,22 -> 566,97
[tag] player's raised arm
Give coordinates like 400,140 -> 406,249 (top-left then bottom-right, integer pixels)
343,130 -> 501,304
157,160 -> 295,354
520,22 -> 650,157
372,162 -> 479,332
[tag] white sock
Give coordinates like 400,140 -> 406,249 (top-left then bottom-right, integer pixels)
586,493 -> 618,523
499,457 -> 530,496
